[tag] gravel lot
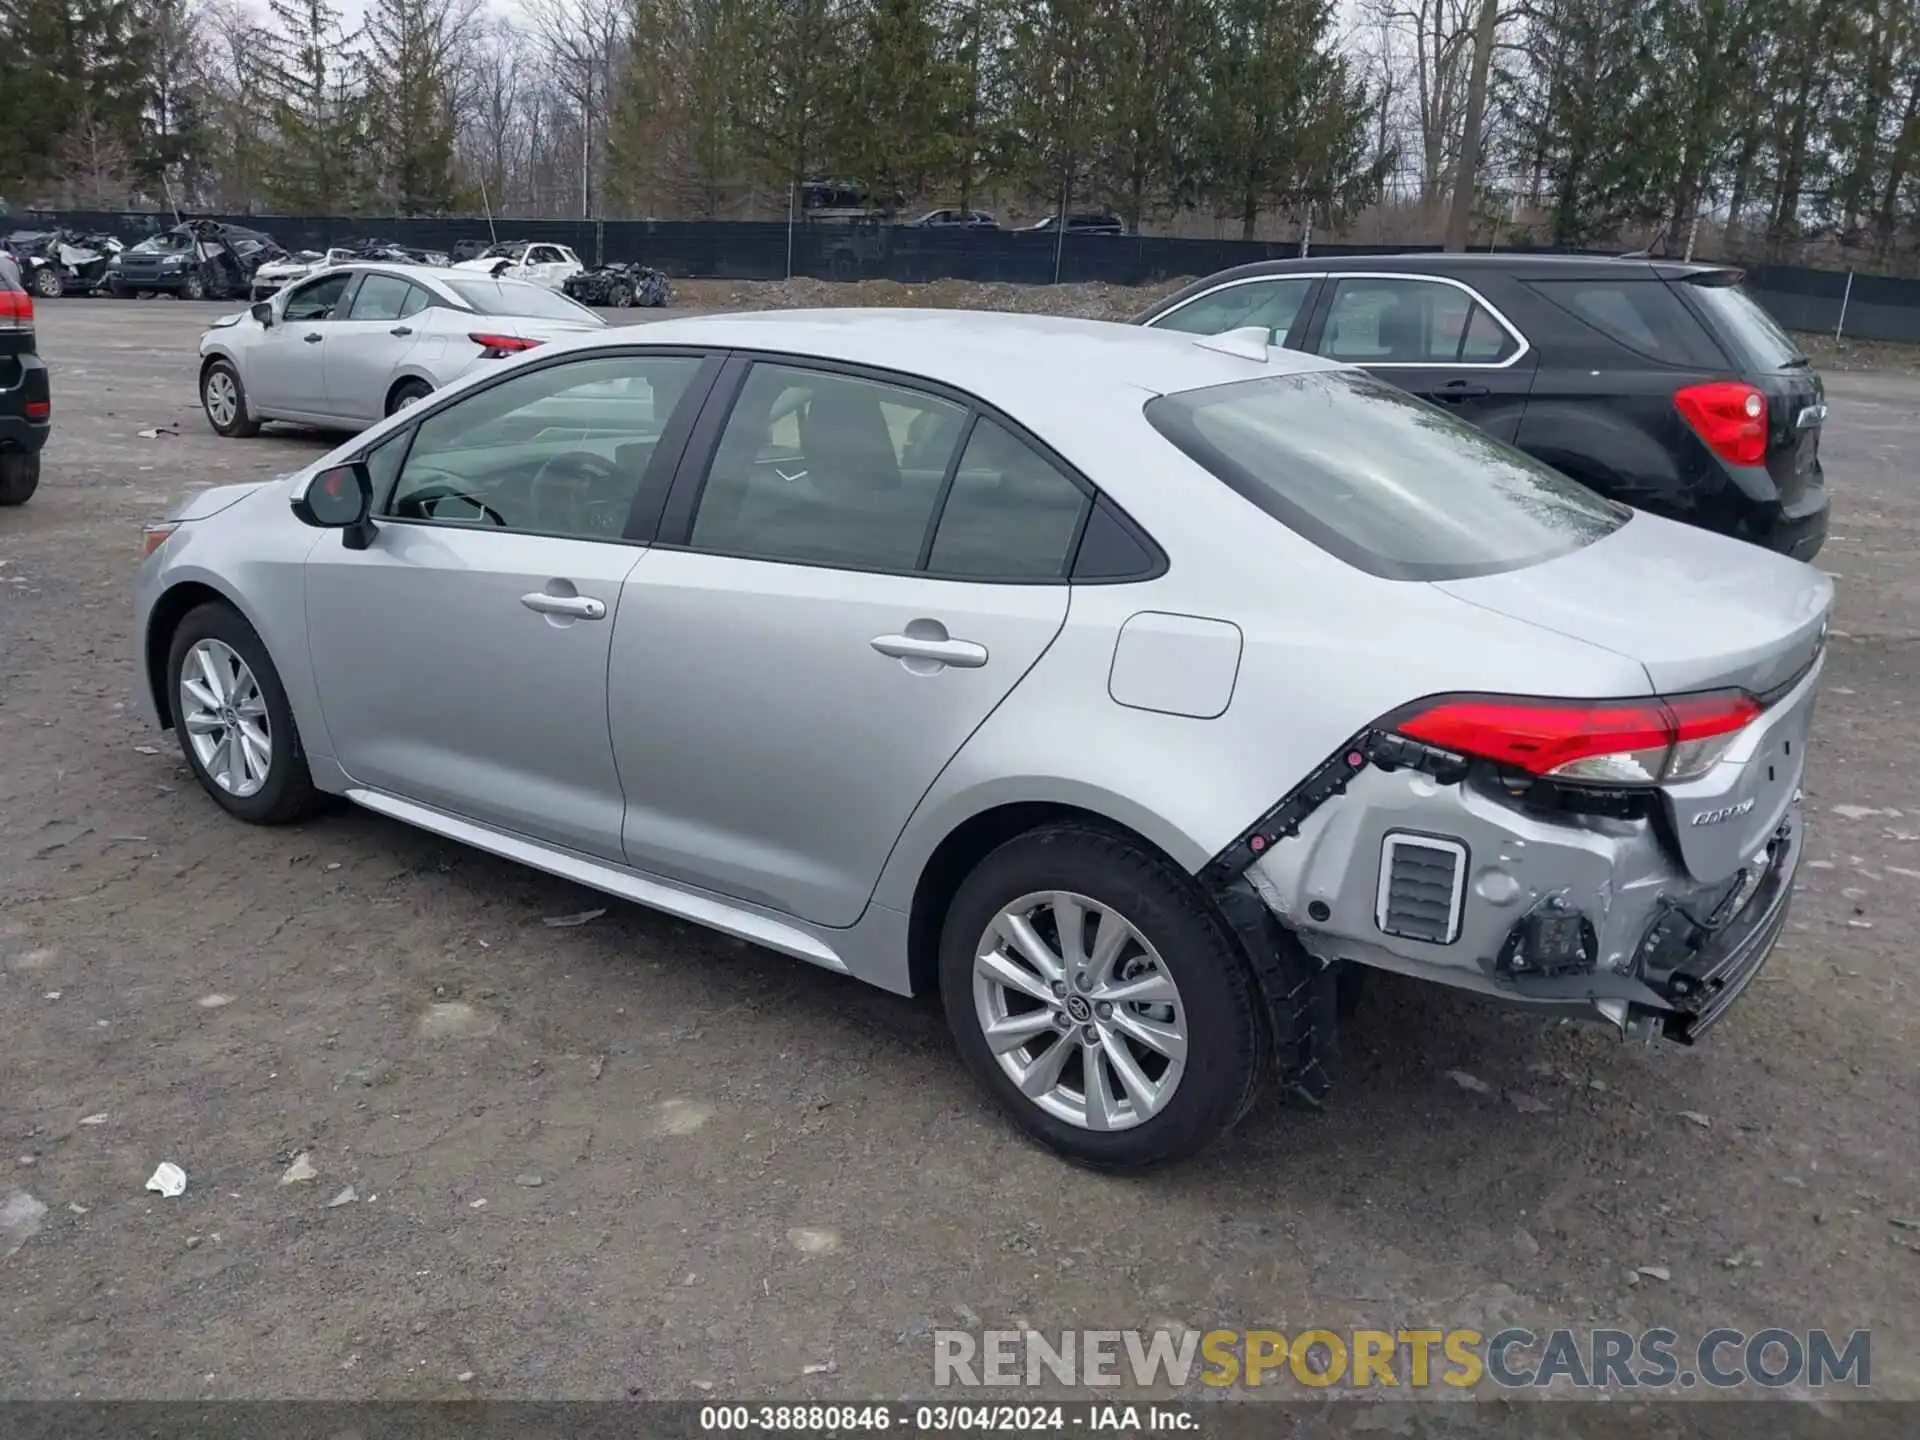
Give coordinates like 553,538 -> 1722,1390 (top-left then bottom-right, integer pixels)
2,294 -> 1916,1404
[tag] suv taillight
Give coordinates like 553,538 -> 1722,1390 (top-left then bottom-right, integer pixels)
1675,381 -> 1767,466
0,285 -> 32,332
1393,691 -> 1763,786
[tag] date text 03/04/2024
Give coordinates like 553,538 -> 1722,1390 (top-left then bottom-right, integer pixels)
698,1404 -> 1197,1432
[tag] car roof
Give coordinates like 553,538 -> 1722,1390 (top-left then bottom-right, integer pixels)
562,307 -> 1341,405
1164,251 -> 1739,285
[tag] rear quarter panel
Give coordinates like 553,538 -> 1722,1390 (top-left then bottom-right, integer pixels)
871,417 -> 1653,911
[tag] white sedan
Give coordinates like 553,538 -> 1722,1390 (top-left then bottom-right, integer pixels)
197,262 -> 605,436
450,242 -> 584,290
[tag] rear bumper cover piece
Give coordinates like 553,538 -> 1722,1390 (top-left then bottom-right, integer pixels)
1218,730 -> 1803,1042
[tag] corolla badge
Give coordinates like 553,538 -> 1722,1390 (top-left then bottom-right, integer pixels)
1691,798 -> 1756,827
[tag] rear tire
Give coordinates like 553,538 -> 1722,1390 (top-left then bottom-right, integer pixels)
200,358 -> 260,438
939,824 -> 1269,1171
0,451 -> 40,506
165,602 -> 322,825
386,378 -> 433,415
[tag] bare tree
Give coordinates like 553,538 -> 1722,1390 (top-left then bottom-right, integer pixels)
520,0 -> 630,217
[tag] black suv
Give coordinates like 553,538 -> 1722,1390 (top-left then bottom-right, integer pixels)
1135,254 -> 1828,559
0,260 -> 49,505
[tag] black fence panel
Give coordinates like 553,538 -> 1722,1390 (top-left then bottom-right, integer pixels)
14,209 -> 1920,340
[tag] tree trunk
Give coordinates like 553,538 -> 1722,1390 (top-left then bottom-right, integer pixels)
1444,0 -> 1499,252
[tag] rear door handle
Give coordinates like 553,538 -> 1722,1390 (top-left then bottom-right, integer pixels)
1434,381 -> 1488,400
389,325 -> 413,337
303,332 -> 323,344
520,592 -> 607,620
871,633 -> 988,668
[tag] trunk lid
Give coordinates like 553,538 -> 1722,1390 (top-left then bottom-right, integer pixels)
1435,511 -> 1832,882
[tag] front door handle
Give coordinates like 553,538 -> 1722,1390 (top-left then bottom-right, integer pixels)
389,325 -> 413,337
871,633 -> 988,668
303,332 -> 323,344
521,592 -> 607,620
1434,380 -> 1488,401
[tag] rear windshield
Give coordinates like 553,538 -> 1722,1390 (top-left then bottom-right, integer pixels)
1145,370 -> 1626,581
444,279 -> 600,323
1687,282 -> 1805,371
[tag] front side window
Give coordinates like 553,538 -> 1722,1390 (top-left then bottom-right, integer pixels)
1316,277 -> 1518,365
1153,278 -> 1316,346
283,272 -> 352,322
689,364 -> 967,571
1144,370 -> 1623,581
383,354 -> 704,541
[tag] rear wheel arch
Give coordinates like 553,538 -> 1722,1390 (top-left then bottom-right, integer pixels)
385,374 -> 434,415
905,801 -> 1200,1000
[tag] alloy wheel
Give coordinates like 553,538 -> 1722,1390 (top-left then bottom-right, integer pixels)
204,369 -> 238,428
972,890 -> 1188,1131
178,638 -> 272,798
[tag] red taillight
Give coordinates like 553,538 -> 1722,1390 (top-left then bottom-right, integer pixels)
25,398 -> 49,420
0,286 -> 32,330
1675,381 -> 1767,466
1395,690 -> 1762,786
469,332 -> 541,358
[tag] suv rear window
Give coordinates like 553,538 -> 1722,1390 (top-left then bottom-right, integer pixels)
1144,370 -> 1626,581
1525,278 -> 1727,368
1685,280 -> 1806,371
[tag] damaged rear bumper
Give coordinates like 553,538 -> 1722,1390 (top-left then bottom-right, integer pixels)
1222,740 -> 1803,1044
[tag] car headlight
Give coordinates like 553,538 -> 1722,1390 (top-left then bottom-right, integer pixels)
162,255 -> 189,269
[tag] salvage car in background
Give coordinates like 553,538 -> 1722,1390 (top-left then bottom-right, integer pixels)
107,220 -> 282,301
251,247 -> 356,301
4,229 -> 124,297
1135,253 -> 1830,560
197,262 -> 604,435
563,262 -> 672,308
452,241 -> 583,290
142,310 -> 1828,1169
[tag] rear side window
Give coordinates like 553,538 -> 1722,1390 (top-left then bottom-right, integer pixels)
1144,370 -> 1625,581
1316,277 -> 1518,364
1526,278 -> 1726,368
1684,281 -> 1806,371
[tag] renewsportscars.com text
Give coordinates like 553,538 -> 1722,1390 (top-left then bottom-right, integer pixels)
933,1327 -> 1872,1391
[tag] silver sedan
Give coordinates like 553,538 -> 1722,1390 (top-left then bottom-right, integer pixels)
197,262 -> 605,435
137,310 -> 1830,1169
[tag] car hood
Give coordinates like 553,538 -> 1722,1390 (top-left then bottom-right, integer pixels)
1434,511 -> 1833,696
452,257 -> 517,272
165,478 -> 282,523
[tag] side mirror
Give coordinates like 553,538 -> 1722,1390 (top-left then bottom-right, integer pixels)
292,461 -> 377,549
251,301 -> 274,326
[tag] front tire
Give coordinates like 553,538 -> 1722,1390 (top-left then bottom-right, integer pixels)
201,359 -> 260,438
31,265 -> 61,299
939,825 -> 1269,1171
0,451 -> 39,506
165,602 -> 322,825
181,269 -> 206,301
